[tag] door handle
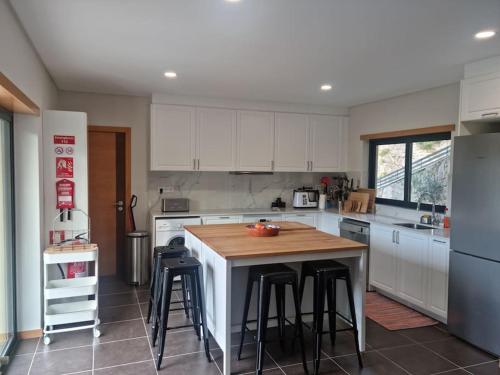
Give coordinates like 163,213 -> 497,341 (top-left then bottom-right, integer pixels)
114,200 -> 124,212
481,112 -> 498,117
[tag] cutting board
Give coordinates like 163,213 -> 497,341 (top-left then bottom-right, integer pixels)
357,188 -> 376,213
344,192 -> 370,213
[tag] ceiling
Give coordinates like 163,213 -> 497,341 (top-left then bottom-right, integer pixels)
10,0 -> 500,107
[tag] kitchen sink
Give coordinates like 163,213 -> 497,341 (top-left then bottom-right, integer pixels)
393,223 -> 435,230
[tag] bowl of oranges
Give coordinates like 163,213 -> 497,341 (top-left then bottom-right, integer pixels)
246,222 -> 281,237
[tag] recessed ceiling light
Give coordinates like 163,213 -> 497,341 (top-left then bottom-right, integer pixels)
321,84 -> 333,91
475,30 -> 496,39
225,0 -> 241,2
164,71 -> 177,78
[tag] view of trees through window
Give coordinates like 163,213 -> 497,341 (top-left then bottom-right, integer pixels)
372,135 -> 451,208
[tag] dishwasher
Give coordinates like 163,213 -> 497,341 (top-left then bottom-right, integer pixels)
339,218 -> 371,290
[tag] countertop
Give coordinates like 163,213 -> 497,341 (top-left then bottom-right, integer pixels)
151,207 -> 450,239
185,222 -> 367,259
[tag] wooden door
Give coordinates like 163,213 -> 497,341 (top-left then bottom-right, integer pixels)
88,126 -> 131,276
236,110 -> 274,171
274,112 -> 309,171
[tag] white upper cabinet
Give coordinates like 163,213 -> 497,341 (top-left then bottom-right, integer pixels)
461,72 -> 500,121
274,113 -> 309,171
236,110 -> 275,171
151,104 -> 196,171
196,107 -> 237,171
309,115 -> 342,172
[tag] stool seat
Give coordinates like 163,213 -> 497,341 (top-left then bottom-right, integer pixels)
161,256 -> 201,270
248,264 -> 295,283
154,244 -> 189,259
302,259 -> 348,274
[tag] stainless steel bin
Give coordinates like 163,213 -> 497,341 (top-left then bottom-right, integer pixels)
125,231 -> 150,285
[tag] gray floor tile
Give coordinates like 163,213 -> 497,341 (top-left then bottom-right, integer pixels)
380,343 -> 458,375
3,353 -> 32,375
158,351 -> 220,374
160,329 -> 205,357
424,337 -> 496,367
466,361 -> 500,375
398,325 -> 450,343
30,346 -> 93,375
97,319 -> 147,343
13,338 -> 39,355
94,360 -> 157,375
36,330 -> 93,352
283,359 -> 343,374
212,345 -> 277,374
321,331 -> 367,357
365,320 -> 413,350
94,337 -> 152,369
100,304 -> 142,323
333,351 -> 408,375
99,292 -> 137,308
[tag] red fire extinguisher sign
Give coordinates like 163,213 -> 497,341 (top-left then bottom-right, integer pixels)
56,179 -> 75,209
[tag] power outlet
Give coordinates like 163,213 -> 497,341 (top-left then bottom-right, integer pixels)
158,186 -> 175,194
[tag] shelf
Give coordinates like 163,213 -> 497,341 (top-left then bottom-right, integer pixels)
45,276 -> 97,299
44,249 -> 97,264
45,300 -> 98,326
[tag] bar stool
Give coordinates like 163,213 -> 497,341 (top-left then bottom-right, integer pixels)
299,260 -> 363,374
238,264 -> 308,375
147,245 -> 190,332
152,257 -> 211,370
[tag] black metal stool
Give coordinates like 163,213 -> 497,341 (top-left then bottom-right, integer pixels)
299,260 -> 363,374
152,257 -> 210,370
238,264 -> 308,375
147,245 -> 190,330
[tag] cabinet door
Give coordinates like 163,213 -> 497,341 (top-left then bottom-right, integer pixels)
284,213 -> 316,227
202,215 -> 242,225
318,213 -> 341,236
237,111 -> 274,171
151,104 -> 196,170
309,115 -> 342,172
461,73 -> 500,121
427,238 -> 449,319
274,113 -> 309,171
369,225 -> 397,293
197,107 -> 237,171
396,231 -> 429,309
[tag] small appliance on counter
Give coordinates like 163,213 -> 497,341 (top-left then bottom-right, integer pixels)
293,188 -> 319,208
271,197 -> 286,210
161,198 -> 189,212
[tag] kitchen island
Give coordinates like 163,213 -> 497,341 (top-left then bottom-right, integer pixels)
184,222 -> 368,375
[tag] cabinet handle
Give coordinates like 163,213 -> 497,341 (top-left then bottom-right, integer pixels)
396,231 -> 400,244
310,161 -> 313,171
219,216 -> 230,219
433,239 -> 447,244
271,160 -> 274,170
481,112 -> 498,117
197,159 -> 200,170
193,158 -> 196,170
392,230 -> 395,243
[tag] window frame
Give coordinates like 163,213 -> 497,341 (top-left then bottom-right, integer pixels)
368,132 -> 451,213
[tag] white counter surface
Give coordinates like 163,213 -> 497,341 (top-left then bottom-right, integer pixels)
151,207 -> 450,239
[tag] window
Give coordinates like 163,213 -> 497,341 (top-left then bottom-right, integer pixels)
368,132 -> 451,212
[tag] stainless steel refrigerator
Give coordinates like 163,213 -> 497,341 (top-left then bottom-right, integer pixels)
449,133 -> 500,356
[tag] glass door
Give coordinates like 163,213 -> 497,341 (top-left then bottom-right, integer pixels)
0,107 -> 15,360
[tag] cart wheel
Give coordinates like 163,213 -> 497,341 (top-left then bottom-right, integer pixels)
43,335 -> 51,345
96,318 -> 101,325
93,328 -> 101,338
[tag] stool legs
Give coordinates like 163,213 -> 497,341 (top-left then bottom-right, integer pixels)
195,266 -> 211,362
181,275 -> 190,318
237,271 -> 254,360
256,277 -> 271,375
345,275 -> 363,368
156,269 -> 173,369
326,279 -> 337,347
147,255 -> 161,324
313,273 -> 326,375
275,284 -> 286,346
291,277 -> 309,375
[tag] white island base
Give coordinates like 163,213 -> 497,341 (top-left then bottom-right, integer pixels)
185,231 -> 367,375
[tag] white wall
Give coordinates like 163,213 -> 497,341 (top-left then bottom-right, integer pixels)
0,0 -> 58,332
348,83 -> 460,184
57,91 -> 150,230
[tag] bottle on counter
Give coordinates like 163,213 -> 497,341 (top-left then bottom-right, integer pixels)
443,207 -> 450,228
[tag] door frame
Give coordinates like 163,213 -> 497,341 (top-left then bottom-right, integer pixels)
88,125 -> 132,233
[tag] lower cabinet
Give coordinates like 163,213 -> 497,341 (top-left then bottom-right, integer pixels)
283,213 -> 317,227
241,214 -> 283,223
370,224 -> 450,321
318,212 -> 341,236
202,215 -> 242,225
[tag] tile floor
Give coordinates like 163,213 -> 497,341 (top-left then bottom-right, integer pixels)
4,277 -> 499,375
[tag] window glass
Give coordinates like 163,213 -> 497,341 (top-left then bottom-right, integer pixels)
375,143 -> 406,201
411,140 -> 451,206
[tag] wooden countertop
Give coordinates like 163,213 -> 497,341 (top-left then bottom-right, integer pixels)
184,221 -> 367,260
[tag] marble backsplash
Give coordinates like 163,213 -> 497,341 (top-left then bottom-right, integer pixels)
148,172 -> 325,211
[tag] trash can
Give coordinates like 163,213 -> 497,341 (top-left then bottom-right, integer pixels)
125,231 -> 150,286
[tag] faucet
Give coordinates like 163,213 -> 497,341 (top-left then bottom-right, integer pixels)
417,192 -> 440,226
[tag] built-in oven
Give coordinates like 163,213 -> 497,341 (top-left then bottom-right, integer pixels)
339,218 -> 370,290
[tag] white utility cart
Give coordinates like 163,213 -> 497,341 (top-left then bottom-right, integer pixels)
43,211 -> 100,345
